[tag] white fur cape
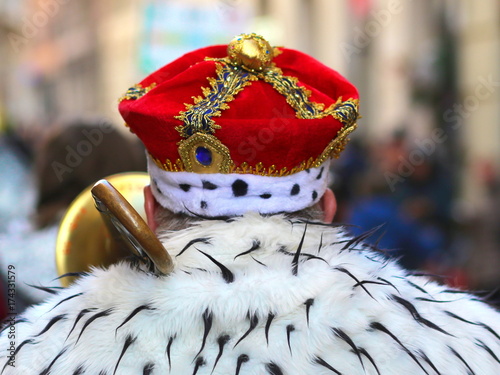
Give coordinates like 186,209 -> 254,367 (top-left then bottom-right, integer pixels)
0,214 -> 499,374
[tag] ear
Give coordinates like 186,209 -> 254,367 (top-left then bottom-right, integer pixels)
320,188 -> 337,223
144,185 -> 158,233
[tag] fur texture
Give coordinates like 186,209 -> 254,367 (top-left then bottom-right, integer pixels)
0,214 -> 499,374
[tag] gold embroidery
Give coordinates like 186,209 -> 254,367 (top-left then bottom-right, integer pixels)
175,63 -> 257,139
118,83 -> 156,102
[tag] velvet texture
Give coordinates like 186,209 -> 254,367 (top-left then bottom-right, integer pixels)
119,44 -> 359,172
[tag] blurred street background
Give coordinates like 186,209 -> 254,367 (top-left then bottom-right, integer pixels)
0,0 -> 498,314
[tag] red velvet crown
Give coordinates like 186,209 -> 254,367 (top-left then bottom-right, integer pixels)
118,33 -> 359,177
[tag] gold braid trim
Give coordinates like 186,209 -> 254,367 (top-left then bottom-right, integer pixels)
174,62 -> 257,138
118,83 -> 157,103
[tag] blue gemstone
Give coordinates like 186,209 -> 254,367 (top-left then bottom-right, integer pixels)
196,146 -> 212,166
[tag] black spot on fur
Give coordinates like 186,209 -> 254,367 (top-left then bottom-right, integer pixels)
358,347 -> 381,375
260,193 -> 272,199
305,299 -> 314,325
192,356 -> 206,375
49,293 -> 84,312
179,184 -> 191,192
475,339 -> 500,364
26,284 -> 63,295
166,335 -> 176,371
265,313 -> 275,345
72,365 -> 85,375
292,224 -> 308,276
235,354 -> 249,375
40,347 -> 68,375
316,167 -> 324,180
35,314 -> 67,337
333,266 -> 375,299
153,179 -> 164,195
313,356 -> 341,374
115,305 -> 155,334
114,335 -> 136,375
291,184 -> 300,196
0,318 -> 27,335
370,322 -> 429,374
213,335 -> 230,372
1,339 -> 35,373
332,327 -> 364,369
202,180 -> 218,190
77,309 -> 113,344
176,238 -> 211,257
391,295 -> 453,336
195,309 -> 213,359
143,363 -> 155,375
232,179 -> 248,197
66,308 -> 96,341
449,346 -> 475,375
234,239 -> 261,260
200,201 -> 207,209
418,350 -> 442,375
198,250 -> 234,283
286,325 -> 295,354
312,191 -> 318,201
234,313 -> 259,348
266,362 -> 284,375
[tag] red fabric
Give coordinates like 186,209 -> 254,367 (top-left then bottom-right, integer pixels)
119,44 -> 358,172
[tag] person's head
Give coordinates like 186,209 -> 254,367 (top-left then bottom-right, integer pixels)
118,33 -> 359,233
35,118 -> 147,227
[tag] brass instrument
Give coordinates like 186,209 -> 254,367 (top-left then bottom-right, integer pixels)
56,173 -> 173,286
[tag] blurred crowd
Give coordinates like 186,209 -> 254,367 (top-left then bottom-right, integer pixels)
332,130 -> 500,303
0,120 -> 147,320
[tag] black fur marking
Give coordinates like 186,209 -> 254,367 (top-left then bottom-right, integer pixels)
391,295 -> 454,336
265,313 -> 275,345
66,308 -> 96,341
77,308 -> 113,344
370,322 -> 429,374
166,335 -> 176,371
415,297 -> 456,303
316,167 -> 324,180
305,298 -> 314,325
332,327 -> 364,369
291,184 -> 300,196
113,335 -> 137,375
406,279 -> 432,296
26,284 -> 63,295
202,181 -> 218,190
234,239 -> 261,260
377,277 -> 400,293
115,304 -> 155,334
313,356 -> 342,374
266,362 -> 284,375
232,179 -> 248,197
195,309 -> 213,359
35,314 -> 67,337
235,354 -> 249,375
176,238 -> 211,257
198,249 -> 234,283
446,311 -> 500,341
143,363 -> 155,375
193,356 -> 206,375
449,346 -> 475,375
180,184 -> 191,192
1,339 -> 35,374
251,256 -> 267,267
212,334 -> 230,373
53,272 -> 89,281
286,325 -> 295,354
40,346 -> 68,375
260,193 -> 272,199
292,223 -> 308,276
317,233 -> 324,254
475,339 -> 500,364
358,347 -> 381,375
200,201 -> 208,209
312,191 -> 318,201
341,225 -> 384,251
49,293 -> 84,312
72,365 -> 85,375
418,350 -> 442,375
234,313 -> 258,348
98,371 -> 108,375
333,266 -> 374,299
0,318 -> 27,335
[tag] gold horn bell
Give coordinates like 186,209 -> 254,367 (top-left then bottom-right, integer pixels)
56,172 -> 173,286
